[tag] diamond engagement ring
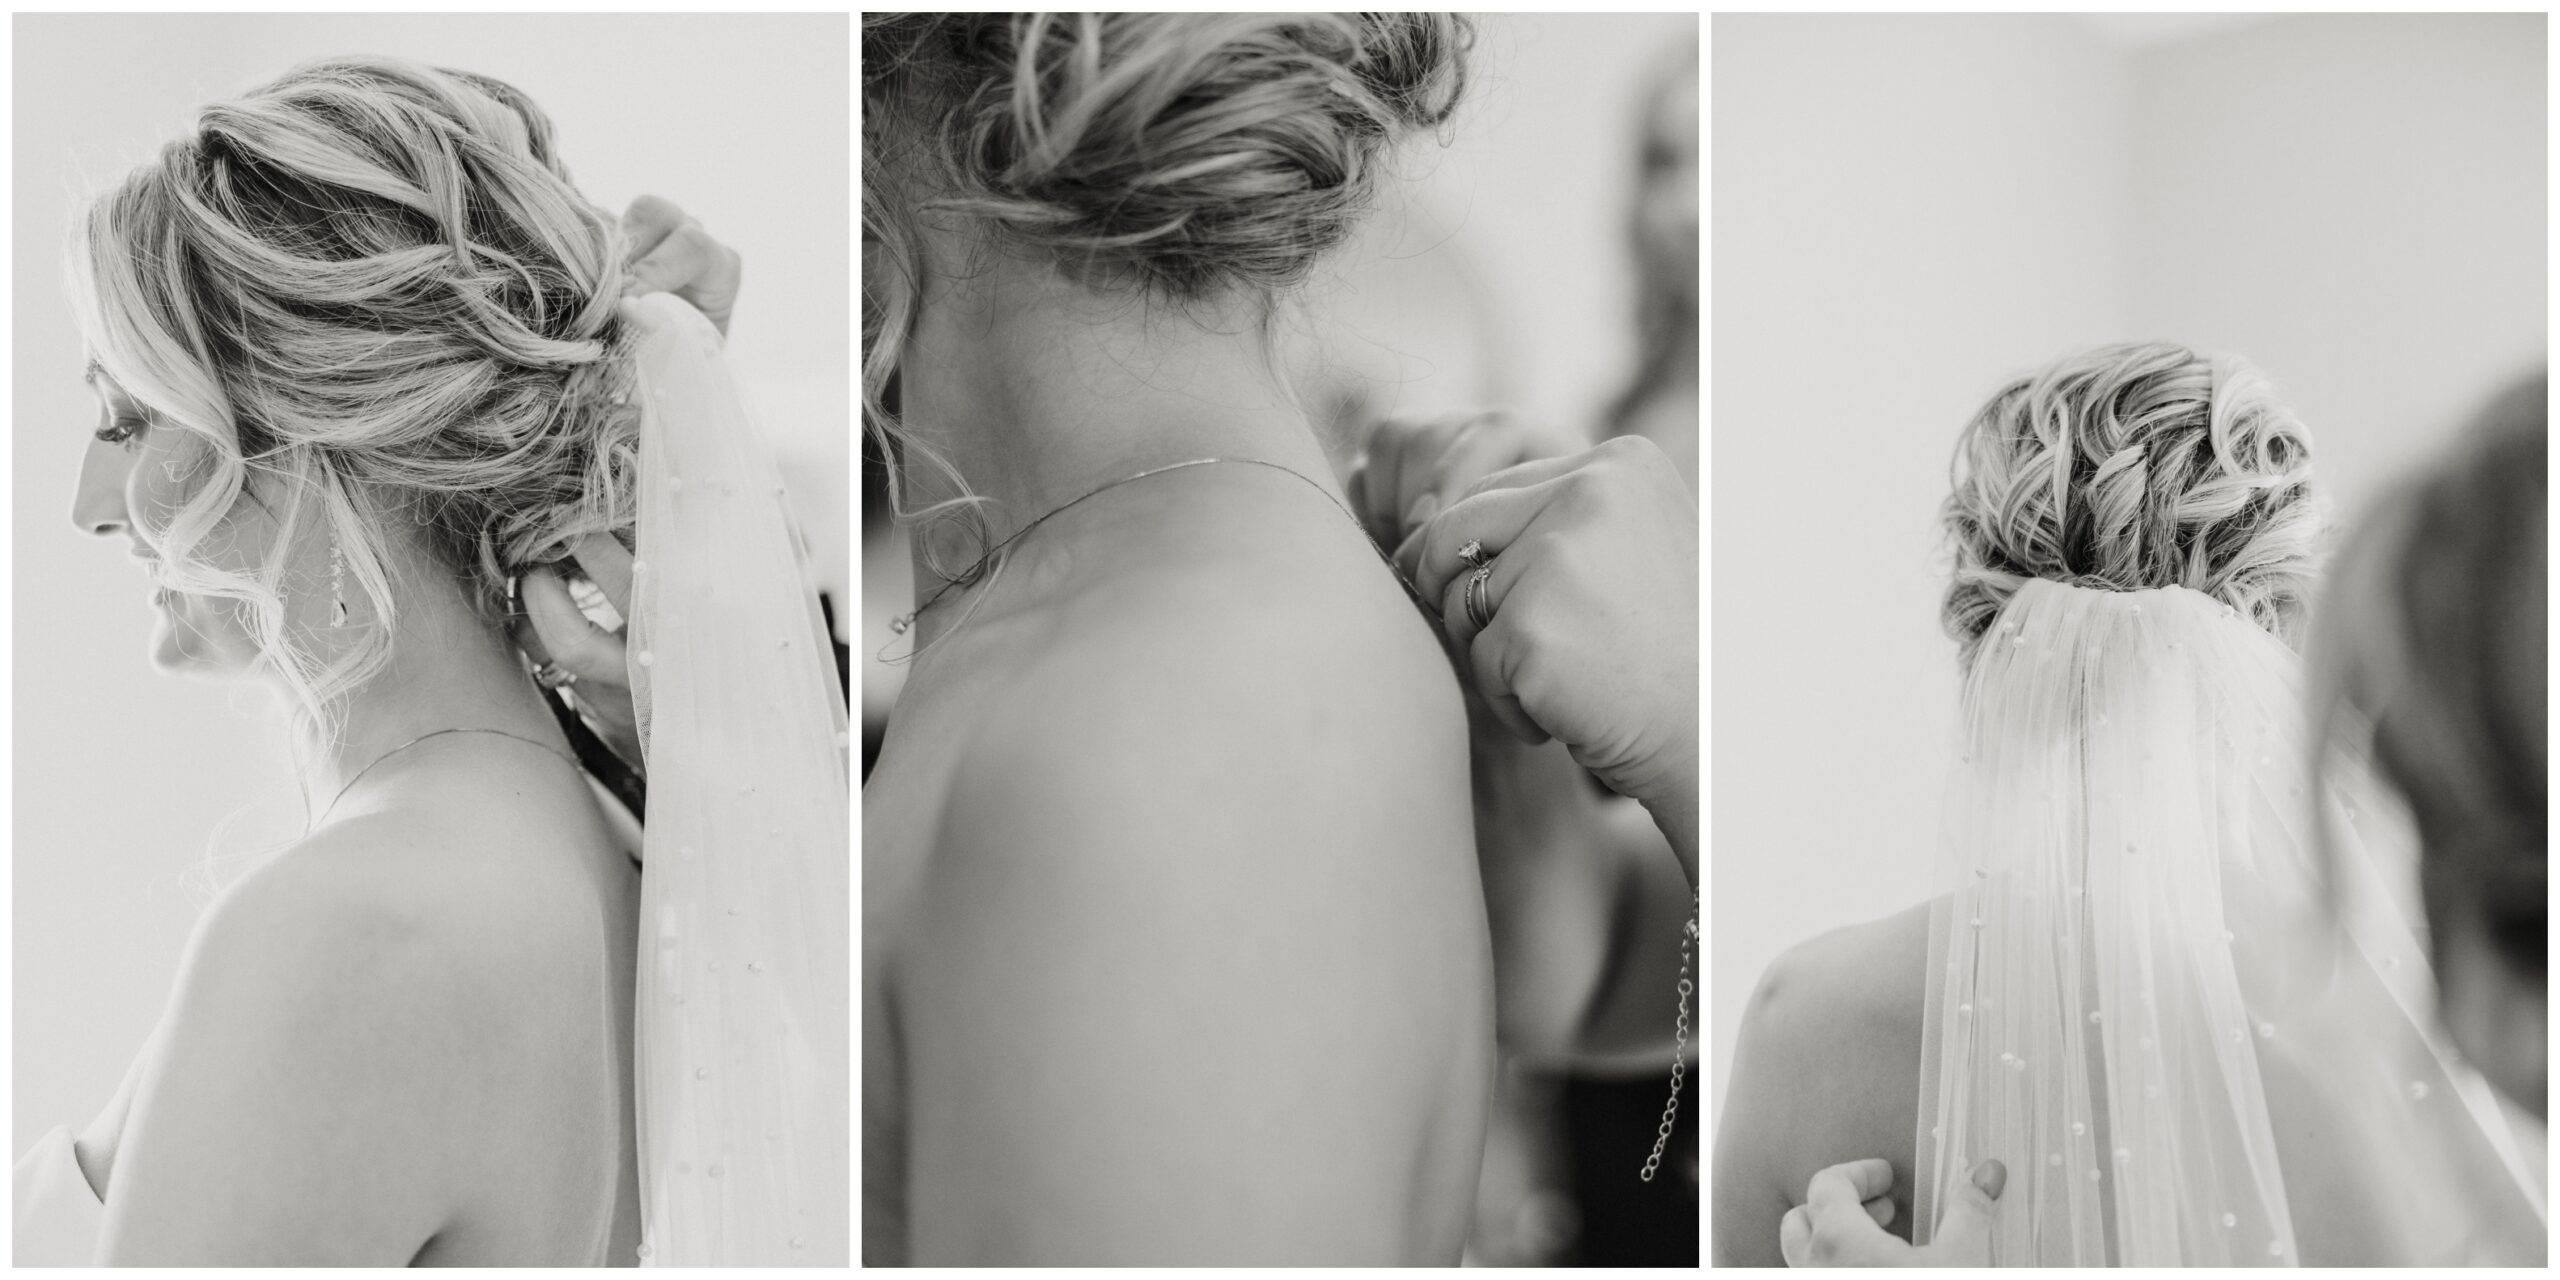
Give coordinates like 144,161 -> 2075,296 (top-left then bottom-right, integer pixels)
1457,539 -> 1490,569
533,661 -> 579,691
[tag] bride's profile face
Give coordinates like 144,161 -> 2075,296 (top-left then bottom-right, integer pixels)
70,367 -> 272,675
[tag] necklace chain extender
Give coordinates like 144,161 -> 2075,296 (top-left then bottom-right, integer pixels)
1639,896 -> 1697,1182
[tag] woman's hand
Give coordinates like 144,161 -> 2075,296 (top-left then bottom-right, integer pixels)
1397,434 -> 1699,879
619,194 -> 741,337
514,533 -> 642,766
513,198 -> 743,761
1779,1159 -> 2005,1266
1346,410 -> 1590,551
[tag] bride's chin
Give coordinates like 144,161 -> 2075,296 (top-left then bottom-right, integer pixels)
147,605 -> 202,673
147,591 -> 252,677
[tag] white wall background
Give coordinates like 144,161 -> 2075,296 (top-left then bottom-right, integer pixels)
1710,12 -> 2544,1125
13,13 -> 848,1155
2128,15 -> 2548,500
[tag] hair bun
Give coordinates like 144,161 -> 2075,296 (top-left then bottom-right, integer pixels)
867,13 -> 1471,298
1941,342 -> 2322,665
70,54 -> 642,727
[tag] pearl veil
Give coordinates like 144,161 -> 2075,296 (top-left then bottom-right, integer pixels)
622,293 -> 851,1264
1912,579 -> 2541,1265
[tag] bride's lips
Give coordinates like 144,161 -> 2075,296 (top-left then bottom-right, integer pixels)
131,548 -> 167,600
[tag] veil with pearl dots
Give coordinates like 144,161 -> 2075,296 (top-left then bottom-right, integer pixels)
620,292 -> 850,1265
1912,579 -> 2542,1265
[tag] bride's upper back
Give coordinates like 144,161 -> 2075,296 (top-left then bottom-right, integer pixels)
866,466 -> 1489,1266
861,21 -> 1493,1261
863,7 -> 1486,976
863,6 -> 1485,995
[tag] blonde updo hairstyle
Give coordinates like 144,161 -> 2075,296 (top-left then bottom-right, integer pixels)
68,56 -> 637,736
861,13 -> 1472,525
1942,342 -> 2322,667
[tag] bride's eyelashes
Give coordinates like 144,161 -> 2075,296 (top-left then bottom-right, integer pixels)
96,412 -> 149,448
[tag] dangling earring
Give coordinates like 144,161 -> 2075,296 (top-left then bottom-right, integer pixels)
329,536 -> 349,629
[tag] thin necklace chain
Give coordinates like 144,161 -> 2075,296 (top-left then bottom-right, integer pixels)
1639,895 -> 1698,1183
886,456 -> 1428,662
311,727 -> 583,827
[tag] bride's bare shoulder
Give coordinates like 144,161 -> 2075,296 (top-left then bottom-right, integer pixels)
1000,529 -> 1466,786
1743,901 -> 1933,1035
163,791 -> 611,1075
1711,901 -> 1933,1265
942,561 -> 1470,881
897,541 -> 1491,1262
99,803 -> 600,1262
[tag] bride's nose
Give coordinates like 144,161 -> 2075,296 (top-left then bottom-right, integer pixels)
71,437 -> 131,537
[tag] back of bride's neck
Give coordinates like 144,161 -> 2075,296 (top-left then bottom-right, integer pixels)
904,263 -> 1315,496
319,585 -> 561,778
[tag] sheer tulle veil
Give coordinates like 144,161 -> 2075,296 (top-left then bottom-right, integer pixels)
1912,579 -> 2542,1265
621,293 -> 851,1265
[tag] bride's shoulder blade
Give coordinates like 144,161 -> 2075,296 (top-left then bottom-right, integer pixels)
897,558 -> 1489,1263
989,531 -> 1466,790
918,528 -> 1479,965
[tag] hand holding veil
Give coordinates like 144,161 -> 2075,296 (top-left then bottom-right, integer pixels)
1913,580 -> 2542,1265
620,293 -> 850,1265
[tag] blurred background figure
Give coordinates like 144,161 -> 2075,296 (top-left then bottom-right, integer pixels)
862,12 -> 1698,1266
1711,10 -> 2544,1174
2316,370 -> 2547,1122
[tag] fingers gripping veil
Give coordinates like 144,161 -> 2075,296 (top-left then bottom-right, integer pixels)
621,293 -> 851,1264
1913,580 -> 2541,1265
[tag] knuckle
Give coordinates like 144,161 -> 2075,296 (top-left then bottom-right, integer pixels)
1504,611 -> 1551,668
1523,526 -> 1575,569
1423,522 -> 1459,571
624,194 -> 681,237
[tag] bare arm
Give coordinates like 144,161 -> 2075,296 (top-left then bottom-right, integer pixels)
1714,962 -> 1819,1266
1712,920 -> 1930,1266
1473,735 -> 1694,1068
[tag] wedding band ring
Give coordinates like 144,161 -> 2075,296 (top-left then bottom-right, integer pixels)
1465,565 -> 1495,630
1457,539 -> 1490,569
533,661 -> 579,691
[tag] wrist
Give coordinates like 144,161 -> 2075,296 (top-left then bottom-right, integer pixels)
1648,798 -> 1698,889
1470,735 -> 1601,864
1630,740 -> 1698,887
